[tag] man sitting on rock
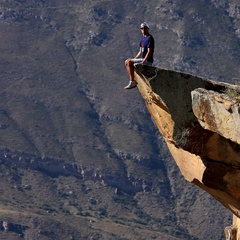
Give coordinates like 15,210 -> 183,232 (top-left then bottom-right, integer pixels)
124,22 -> 155,89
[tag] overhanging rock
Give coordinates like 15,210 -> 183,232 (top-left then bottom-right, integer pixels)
134,64 -> 240,221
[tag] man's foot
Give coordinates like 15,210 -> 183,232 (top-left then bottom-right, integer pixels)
124,81 -> 137,89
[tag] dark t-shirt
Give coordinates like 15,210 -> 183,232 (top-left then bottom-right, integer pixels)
140,34 -> 154,63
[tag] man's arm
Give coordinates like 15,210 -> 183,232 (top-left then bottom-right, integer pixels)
141,48 -> 153,64
134,47 -> 142,59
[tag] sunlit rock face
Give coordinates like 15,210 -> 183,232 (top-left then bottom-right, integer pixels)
192,88 -> 240,145
134,65 -> 240,220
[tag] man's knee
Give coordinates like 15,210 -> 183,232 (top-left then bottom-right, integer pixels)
125,59 -> 134,67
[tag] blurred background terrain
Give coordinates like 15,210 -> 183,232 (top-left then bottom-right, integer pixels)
0,0 -> 239,239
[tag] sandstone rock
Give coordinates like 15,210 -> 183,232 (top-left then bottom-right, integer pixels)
134,64 -> 240,238
192,88 -> 240,145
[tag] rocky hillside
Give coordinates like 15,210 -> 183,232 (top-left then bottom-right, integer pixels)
0,0 -> 239,239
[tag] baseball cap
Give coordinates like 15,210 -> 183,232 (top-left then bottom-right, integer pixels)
140,22 -> 149,29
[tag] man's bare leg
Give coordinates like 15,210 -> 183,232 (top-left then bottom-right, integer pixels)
125,59 -> 135,82
124,59 -> 138,89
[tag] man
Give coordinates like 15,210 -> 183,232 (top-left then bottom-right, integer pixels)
124,22 -> 155,89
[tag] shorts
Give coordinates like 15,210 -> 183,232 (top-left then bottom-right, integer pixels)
132,58 -> 153,66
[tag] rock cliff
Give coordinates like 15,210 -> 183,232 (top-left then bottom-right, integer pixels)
134,64 -> 240,239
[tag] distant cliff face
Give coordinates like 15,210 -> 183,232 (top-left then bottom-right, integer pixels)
134,65 -> 240,221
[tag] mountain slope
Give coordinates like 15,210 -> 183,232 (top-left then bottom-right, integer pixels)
0,0 -> 238,239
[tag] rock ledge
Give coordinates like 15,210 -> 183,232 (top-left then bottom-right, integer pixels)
134,65 -> 240,239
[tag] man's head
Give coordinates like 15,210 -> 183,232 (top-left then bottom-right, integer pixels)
140,22 -> 150,35
140,22 -> 149,29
